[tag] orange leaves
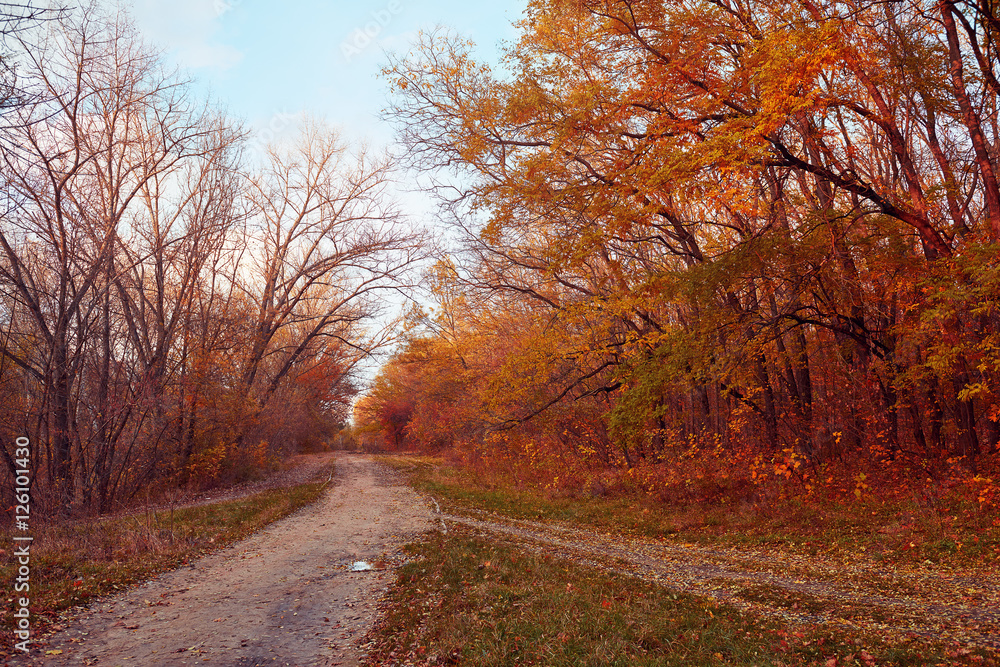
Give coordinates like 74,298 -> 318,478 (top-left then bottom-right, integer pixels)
751,18 -> 842,107
187,441 -> 228,487
379,0 -> 1000,527
773,448 -> 804,480
970,475 -> 998,510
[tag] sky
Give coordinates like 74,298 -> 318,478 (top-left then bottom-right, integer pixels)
124,0 -> 528,376
128,0 -> 526,151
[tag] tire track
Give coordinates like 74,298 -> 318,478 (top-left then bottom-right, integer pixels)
439,510 -> 1000,650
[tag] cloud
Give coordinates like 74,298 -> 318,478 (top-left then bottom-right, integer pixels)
126,0 -> 244,71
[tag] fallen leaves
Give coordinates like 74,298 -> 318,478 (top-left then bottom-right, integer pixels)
442,511 -> 1000,652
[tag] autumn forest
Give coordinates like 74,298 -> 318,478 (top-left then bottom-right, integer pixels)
357,0 -> 1000,510
3,0 -> 1000,521
0,5 -> 424,515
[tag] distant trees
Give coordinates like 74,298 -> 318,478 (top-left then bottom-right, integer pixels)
364,0 -> 1000,491
0,6 -> 421,515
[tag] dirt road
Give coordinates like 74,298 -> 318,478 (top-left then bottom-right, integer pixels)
14,455 -> 996,664
441,510 -> 1000,651
11,455 -> 433,667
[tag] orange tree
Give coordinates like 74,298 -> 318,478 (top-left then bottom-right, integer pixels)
372,0 -> 1000,495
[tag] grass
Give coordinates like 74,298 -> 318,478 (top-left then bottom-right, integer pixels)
366,526 -> 989,666
366,454 -> 999,664
375,455 -> 1000,568
0,465 -> 331,645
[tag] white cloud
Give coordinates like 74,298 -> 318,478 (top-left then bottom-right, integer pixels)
126,0 -> 244,71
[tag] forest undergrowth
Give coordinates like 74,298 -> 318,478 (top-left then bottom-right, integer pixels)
381,450 -> 1000,568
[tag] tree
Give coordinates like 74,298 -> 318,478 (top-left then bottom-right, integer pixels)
375,0 -> 1000,487
235,121 -> 425,434
0,5 -> 423,514
0,7 -> 224,510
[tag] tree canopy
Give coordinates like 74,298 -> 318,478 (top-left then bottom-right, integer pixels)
360,0 -> 1000,503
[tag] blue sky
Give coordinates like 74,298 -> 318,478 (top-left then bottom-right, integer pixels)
126,0 -> 527,367
129,0 -> 526,149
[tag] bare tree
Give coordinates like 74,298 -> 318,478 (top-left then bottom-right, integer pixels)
236,121 -> 426,435
0,6 -> 227,512
0,5 -> 425,516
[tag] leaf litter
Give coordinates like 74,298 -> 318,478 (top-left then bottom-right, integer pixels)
440,508 -> 1000,653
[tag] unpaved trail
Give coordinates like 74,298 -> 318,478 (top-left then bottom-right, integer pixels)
11,455 -> 433,667
441,510 -> 1000,651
